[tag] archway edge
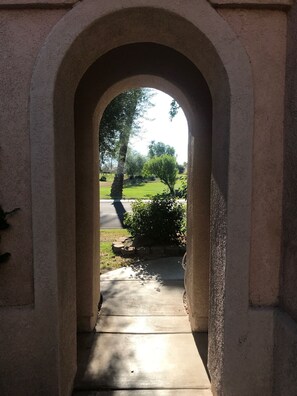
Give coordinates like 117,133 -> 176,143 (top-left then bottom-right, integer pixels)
93,75 -> 193,130
30,0 -> 254,299
30,1 -> 254,395
31,0 -> 253,99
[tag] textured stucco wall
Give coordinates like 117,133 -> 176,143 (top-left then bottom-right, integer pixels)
29,2 -> 254,393
280,2 -> 297,323
273,4 -> 297,395
0,0 -> 77,4
218,8 -> 286,307
215,7 -> 288,395
210,0 -> 292,6
0,9 -> 66,306
274,310 -> 297,395
0,8 -> 68,395
0,1 -> 291,395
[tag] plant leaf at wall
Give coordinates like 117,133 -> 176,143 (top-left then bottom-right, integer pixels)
0,252 -> 11,264
0,206 -> 20,263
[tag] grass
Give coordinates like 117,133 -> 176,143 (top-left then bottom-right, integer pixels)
100,228 -> 138,273
99,175 -> 185,199
99,173 -> 115,183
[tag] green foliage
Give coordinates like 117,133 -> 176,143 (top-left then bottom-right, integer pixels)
124,196 -> 186,246
169,99 -> 181,121
99,173 -> 114,183
148,141 -> 175,158
99,93 -> 127,164
175,175 -> 187,199
99,88 -> 154,165
177,163 -> 185,174
0,206 -> 20,263
105,88 -> 154,199
143,154 -> 178,195
125,149 -> 147,178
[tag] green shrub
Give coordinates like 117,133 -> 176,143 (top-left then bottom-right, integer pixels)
124,195 -> 186,246
175,175 -> 187,199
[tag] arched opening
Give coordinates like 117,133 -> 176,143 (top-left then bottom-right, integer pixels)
74,42 -> 212,334
75,57 -> 212,387
30,2 -> 253,394
98,87 -> 189,259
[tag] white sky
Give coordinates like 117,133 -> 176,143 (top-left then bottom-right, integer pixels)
129,89 -> 188,164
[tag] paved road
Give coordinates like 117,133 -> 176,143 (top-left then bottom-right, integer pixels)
100,200 -> 132,228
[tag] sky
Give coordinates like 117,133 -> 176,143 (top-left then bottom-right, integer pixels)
129,89 -> 188,164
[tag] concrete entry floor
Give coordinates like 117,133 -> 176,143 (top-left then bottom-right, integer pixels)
73,257 -> 211,395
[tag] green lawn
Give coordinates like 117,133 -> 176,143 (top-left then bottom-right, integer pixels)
100,229 -> 138,273
99,176 -> 184,199
99,173 -> 115,183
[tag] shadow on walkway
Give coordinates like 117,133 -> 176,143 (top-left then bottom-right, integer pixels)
74,257 -> 211,395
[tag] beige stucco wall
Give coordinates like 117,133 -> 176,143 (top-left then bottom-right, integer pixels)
273,4 -> 297,395
218,8 -> 287,306
210,0 -> 292,6
0,0 -> 295,395
27,2 -> 254,394
0,8 -> 70,396
0,9 -> 66,306
281,2 -> 297,323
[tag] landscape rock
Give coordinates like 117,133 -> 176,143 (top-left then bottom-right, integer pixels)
112,237 -> 186,259
121,246 -> 136,258
112,242 -> 125,254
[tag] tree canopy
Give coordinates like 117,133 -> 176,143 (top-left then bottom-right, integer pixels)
169,99 -> 181,121
125,149 -> 147,178
99,88 -> 153,198
148,140 -> 175,159
99,88 -> 153,165
143,154 -> 178,195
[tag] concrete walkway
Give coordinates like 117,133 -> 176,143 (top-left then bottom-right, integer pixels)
73,257 -> 211,395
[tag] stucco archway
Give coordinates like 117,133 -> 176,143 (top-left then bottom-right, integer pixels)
30,1 -> 253,394
74,42 -> 212,333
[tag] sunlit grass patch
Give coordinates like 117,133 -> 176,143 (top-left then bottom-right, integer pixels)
100,228 -> 137,273
99,176 -> 184,199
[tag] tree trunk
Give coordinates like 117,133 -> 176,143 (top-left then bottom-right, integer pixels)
110,136 -> 129,199
110,99 -> 139,199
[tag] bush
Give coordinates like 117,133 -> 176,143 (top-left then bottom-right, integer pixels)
100,175 -> 107,182
143,154 -> 178,195
124,195 -> 186,246
175,175 -> 187,199
127,175 -> 144,185
177,163 -> 185,174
